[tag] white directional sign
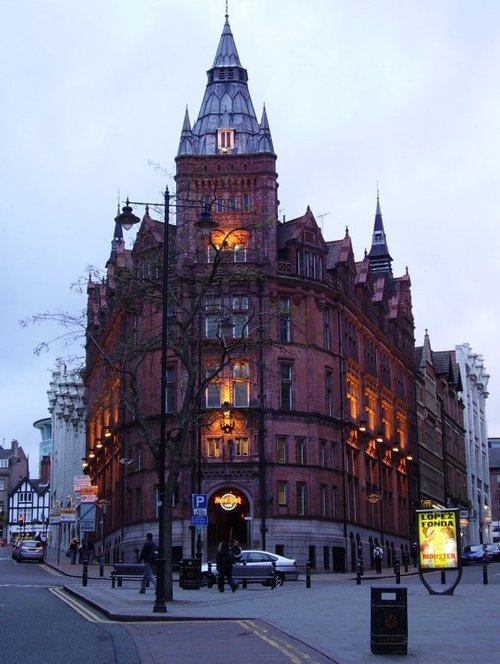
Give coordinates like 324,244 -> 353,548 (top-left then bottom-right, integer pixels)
79,503 -> 96,532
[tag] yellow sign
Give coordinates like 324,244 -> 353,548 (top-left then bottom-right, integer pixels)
417,509 -> 459,569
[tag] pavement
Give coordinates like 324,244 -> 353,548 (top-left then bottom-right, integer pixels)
43,549 -> 500,663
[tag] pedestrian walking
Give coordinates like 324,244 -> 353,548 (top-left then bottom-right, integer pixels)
87,539 -> 96,564
216,540 -> 238,593
139,532 -> 156,594
373,544 -> 383,574
69,537 -> 79,565
411,541 -> 418,567
401,546 -> 410,572
230,538 -> 242,563
230,538 -> 243,585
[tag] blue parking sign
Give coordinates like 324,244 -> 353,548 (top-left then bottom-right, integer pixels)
192,494 -> 207,511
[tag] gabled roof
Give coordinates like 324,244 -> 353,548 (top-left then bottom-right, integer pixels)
277,206 -> 328,251
10,477 -> 50,496
131,209 -> 173,258
325,228 -> 354,270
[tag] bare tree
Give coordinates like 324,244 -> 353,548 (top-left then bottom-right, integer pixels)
25,219 -> 271,601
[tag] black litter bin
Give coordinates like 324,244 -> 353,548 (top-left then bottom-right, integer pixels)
179,558 -> 201,590
370,586 -> 408,655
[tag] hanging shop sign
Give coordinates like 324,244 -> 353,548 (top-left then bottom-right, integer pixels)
416,509 -> 460,570
74,475 -> 91,492
59,508 -> 77,523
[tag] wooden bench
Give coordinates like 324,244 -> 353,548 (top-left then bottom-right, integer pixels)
111,563 -> 145,588
233,562 -> 277,589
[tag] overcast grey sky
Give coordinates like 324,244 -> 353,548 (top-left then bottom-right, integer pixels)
1,0 -> 499,471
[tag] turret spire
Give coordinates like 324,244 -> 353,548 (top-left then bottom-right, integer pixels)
367,190 -> 393,277
177,12 -> 274,157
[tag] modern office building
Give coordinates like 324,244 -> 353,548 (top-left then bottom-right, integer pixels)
454,344 -> 491,545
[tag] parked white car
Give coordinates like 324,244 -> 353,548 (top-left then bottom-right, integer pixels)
201,549 -> 298,587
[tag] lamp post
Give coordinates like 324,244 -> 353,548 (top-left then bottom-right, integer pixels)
115,187 -> 216,613
119,457 -> 133,560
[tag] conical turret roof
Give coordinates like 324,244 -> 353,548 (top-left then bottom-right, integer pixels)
177,13 -> 274,156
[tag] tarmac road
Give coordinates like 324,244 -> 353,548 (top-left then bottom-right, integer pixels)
40,549 -> 500,663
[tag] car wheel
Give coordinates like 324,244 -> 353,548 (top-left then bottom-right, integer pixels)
275,572 -> 285,587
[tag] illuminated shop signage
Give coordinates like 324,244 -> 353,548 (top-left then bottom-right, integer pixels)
417,509 -> 459,570
214,493 -> 243,511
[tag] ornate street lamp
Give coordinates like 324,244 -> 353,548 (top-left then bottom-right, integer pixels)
115,187 -> 216,613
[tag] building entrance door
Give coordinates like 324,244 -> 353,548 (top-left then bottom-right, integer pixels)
207,487 -> 249,560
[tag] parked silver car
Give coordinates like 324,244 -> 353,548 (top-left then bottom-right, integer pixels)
12,540 -> 45,563
202,549 -> 298,587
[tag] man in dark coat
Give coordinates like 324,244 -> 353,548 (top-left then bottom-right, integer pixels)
139,532 -> 156,593
216,540 -> 237,593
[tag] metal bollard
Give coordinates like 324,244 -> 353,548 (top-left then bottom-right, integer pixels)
482,555 -> 489,585
207,561 -> 214,588
82,562 -> 88,587
356,556 -> 364,585
100,561 -> 104,577
394,558 -> 401,584
306,560 -> 311,588
242,561 -> 248,589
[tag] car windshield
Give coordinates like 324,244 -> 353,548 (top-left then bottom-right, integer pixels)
22,542 -> 40,549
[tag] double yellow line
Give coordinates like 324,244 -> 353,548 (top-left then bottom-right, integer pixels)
49,587 -> 111,623
238,619 -> 324,664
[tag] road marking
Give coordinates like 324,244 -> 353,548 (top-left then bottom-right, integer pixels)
238,619 -> 324,663
49,587 -> 113,623
40,564 -> 64,576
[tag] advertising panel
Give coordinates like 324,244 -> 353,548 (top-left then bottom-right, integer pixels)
417,509 -> 460,569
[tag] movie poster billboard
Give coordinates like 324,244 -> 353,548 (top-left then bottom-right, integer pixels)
417,509 -> 460,570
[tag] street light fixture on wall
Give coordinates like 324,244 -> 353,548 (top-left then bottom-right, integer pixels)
115,187 -> 217,614
220,401 -> 235,434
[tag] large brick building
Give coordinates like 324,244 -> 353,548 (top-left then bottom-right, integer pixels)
84,13 -> 417,572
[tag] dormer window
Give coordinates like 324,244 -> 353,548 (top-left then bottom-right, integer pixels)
217,128 -> 234,153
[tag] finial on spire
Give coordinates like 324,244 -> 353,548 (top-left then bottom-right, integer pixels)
225,0 -> 229,20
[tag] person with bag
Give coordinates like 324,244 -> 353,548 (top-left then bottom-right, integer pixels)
139,532 -> 156,594
68,537 -> 79,565
373,544 -> 383,574
216,540 -> 237,593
